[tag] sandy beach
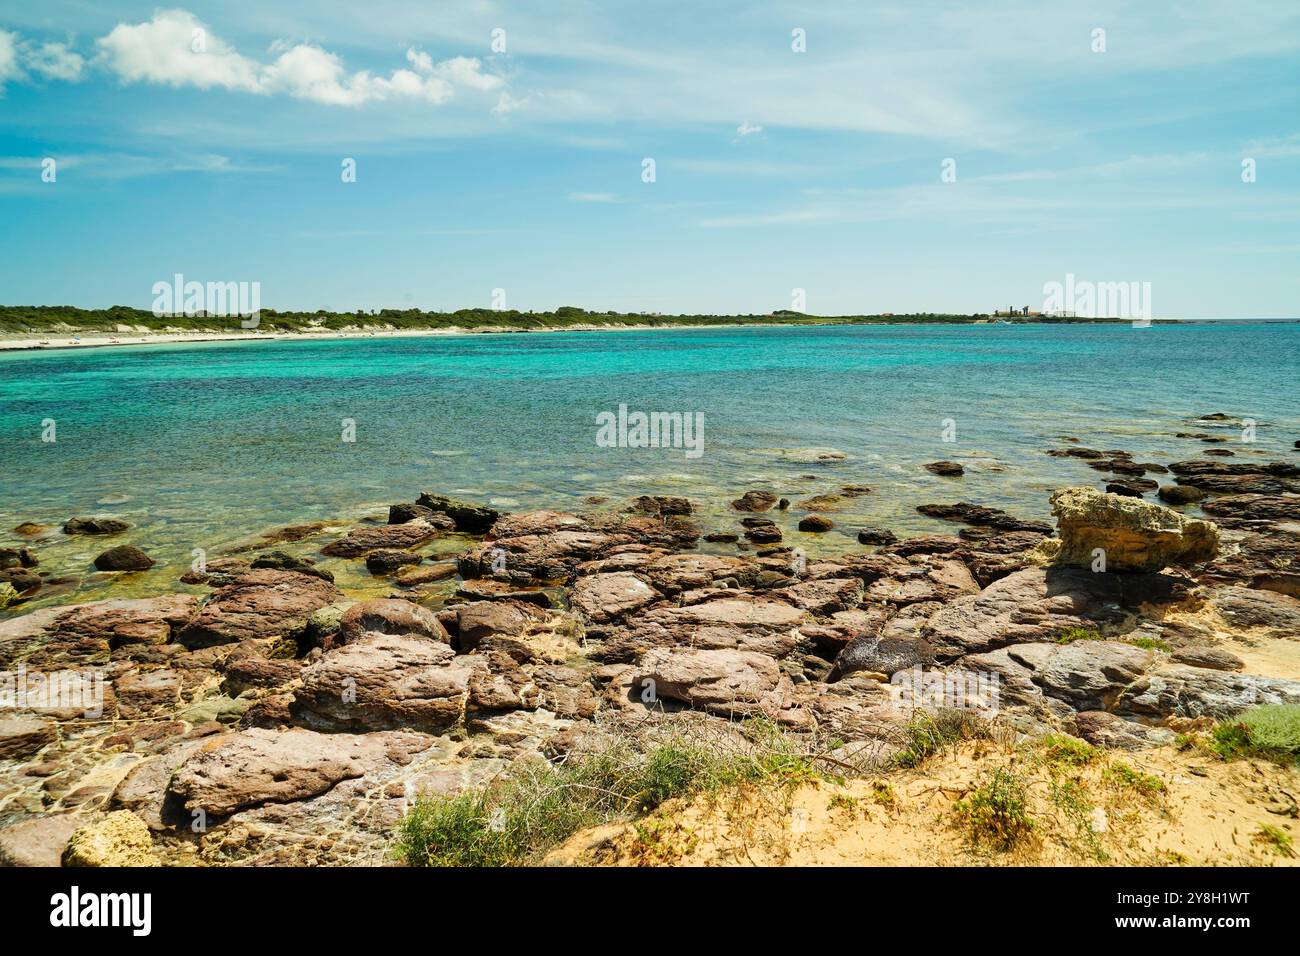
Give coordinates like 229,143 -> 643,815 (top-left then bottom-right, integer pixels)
0,322 -> 797,352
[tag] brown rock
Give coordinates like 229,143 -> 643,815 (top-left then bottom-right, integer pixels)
923,461 -> 964,477
177,570 -> 342,649
93,545 -> 154,572
731,490 -> 778,512
337,598 -> 448,646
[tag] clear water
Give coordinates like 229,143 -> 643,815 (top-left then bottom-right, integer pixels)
2,323 -> 1297,608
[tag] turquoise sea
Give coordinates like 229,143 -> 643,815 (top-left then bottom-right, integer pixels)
2,322 -> 1298,607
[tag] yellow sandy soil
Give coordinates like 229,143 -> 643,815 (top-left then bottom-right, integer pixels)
545,741 -> 1300,867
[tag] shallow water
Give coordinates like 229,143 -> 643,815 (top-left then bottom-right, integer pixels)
2,322 -> 1297,608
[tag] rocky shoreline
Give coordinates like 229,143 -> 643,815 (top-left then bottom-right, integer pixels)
1,421 -> 1298,866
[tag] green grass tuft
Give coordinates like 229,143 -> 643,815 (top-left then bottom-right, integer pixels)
1209,704 -> 1300,764
1104,762 -> 1166,796
1252,824 -> 1295,858
893,709 -> 993,769
1037,733 -> 1098,768
953,768 -> 1035,851
1055,626 -> 1104,645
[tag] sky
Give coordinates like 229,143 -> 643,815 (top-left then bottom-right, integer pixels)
0,1 -> 1298,318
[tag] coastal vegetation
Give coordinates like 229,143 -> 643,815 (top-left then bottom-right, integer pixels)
393,715 -> 835,867
0,304 -> 1134,335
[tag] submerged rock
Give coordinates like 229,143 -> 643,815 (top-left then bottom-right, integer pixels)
923,461 -> 964,477
731,490 -> 779,512
250,551 -> 334,582
63,516 -> 130,535
92,545 -> 154,571
0,815 -> 82,867
916,502 -> 1051,533
857,527 -> 898,546
320,518 -> 450,558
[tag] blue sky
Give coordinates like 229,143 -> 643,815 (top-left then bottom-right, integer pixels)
1,1 -> 1298,317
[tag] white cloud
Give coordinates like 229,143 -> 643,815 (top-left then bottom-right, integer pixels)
25,42 -> 86,81
0,30 -> 86,89
93,10 -> 502,107
0,31 -> 21,89
96,10 -> 262,91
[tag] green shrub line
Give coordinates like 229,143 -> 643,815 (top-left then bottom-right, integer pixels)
0,304 -> 1134,336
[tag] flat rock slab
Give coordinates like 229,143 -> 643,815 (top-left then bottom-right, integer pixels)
921,566 -> 1190,658
0,594 -> 198,667
570,572 -> 659,623
169,727 -> 434,817
962,641 -> 1300,720
1210,586 -> 1300,635
319,518 -> 448,558
178,569 -> 342,649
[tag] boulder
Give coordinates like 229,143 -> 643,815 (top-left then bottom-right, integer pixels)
831,635 -> 933,679
415,493 -> 501,532
336,598 -> 449,646
0,547 -> 37,570
1042,485 -> 1219,571
92,545 -> 154,571
857,527 -> 898,546
1158,485 -> 1206,505
291,634 -> 478,732
62,811 -> 155,867
633,647 -> 799,721
364,549 -> 423,574
0,815 -> 82,867
177,569 -> 343,649
798,514 -> 834,532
